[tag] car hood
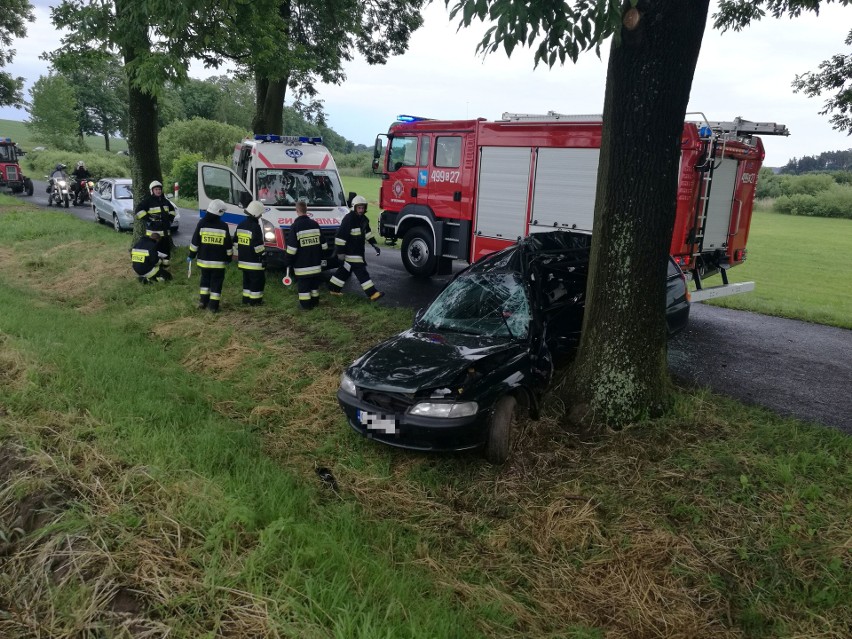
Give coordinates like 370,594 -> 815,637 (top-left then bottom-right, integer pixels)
348,329 -> 526,393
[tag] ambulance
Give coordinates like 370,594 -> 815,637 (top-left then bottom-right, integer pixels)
197,135 -> 350,268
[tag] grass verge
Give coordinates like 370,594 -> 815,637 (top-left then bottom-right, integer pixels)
0,197 -> 850,638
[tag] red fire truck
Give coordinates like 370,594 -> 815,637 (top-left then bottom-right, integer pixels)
0,136 -> 34,197
372,113 -> 788,299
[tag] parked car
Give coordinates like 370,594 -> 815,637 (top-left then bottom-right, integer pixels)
92,178 -> 180,232
337,231 -> 690,463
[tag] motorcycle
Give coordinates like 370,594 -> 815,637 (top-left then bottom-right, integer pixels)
73,179 -> 95,206
45,175 -> 71,208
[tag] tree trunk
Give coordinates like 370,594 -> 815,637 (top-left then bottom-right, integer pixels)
124,58 -> 162,244
252,74 -> 289,135
102,117 -> 111,152
566,0 -> 710,427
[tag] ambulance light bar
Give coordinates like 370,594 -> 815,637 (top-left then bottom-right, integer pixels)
253,134 -> 323,144
0,137 -> 11,142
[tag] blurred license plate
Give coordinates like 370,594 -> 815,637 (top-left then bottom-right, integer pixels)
357,409 -> 398,435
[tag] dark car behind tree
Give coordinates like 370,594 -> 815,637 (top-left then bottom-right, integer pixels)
338,231 -> 690,463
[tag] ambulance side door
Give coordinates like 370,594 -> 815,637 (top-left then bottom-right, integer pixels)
197,162 -> 253,225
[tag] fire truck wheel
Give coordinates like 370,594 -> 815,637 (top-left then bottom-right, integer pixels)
401,227 -> 437,278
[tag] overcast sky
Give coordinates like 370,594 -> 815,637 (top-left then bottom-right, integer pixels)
2,2 -> 850,167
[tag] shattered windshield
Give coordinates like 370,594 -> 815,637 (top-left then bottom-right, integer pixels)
255,169 -> 345,207
419,272 -> 530,339
114,184 -> 133,199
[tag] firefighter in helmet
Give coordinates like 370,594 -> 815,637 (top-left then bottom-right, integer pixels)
328,195 -> 383,300
188,199 -> 235,313
234,200 -> 267,305
130,231 -> 173,284
134,180 -> 177,266
283,200 -> 327,310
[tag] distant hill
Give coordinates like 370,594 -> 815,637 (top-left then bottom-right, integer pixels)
0,118 -> 129,153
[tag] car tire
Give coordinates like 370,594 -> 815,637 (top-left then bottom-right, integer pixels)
113,214 -> 121,232
93,206 -> 100,223
401,227 -> 437,278
484,395 -> 517,464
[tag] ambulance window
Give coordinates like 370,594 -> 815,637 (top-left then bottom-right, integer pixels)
388,136 -> 417,172
419,137 -> 430,166
435,137 -> 461,168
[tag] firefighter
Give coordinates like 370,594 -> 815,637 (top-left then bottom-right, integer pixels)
283,200 -> 327,310
327,195 -> 384,300
188,199 -> 235,313
130,231 -> 173,284
134,180 -> 177,266
234,200 -> 267,306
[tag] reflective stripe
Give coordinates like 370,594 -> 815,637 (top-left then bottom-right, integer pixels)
189,243 -> 198,252
335,238 -> 346,246
286,246 -> 297,255
236,230 -> 253,245
131,249 -> 150,263
345,255 -> 364,263
350,229 -> 362,236
298,292 -> 311,300
200,287 -> 210,294
310,290 -> 319,297
197,260 -> 227,268
294,266 -> 321,276
343,261 -> 352,272
329,276 -> 345,287
210,292 -> 221,300
238,261 -> 264,270
361,279 -> 375,290
249,291 -> 264,299
255,245 -> 266,254
142,265 -> 160,279
297,228 -> 320,239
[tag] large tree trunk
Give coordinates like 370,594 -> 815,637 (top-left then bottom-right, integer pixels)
252,75 -> 290,135
124,48 -> 162,244
566,0 -> 710,427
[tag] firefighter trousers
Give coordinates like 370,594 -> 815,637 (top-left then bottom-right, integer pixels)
198,267 -> 226,311
328,260 -> 379,298
297,275 -> 321,309
240,269 -> 266,305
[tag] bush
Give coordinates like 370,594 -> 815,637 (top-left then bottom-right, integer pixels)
25,150 -> 130,180
159,117 -> 249,175
336,151 -> 377,178
774,184 -> 852,219
166,152 -> 203,200
780,173 -> 834,196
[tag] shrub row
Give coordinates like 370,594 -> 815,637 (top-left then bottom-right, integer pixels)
25,150 -> 131,181
773,185 -> 852,219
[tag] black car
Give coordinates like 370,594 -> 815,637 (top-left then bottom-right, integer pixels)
338,231 -> 690,463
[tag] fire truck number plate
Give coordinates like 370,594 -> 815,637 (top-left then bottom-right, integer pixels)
430,170 -> 460,183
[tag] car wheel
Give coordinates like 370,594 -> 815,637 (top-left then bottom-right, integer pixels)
113,214 -> 121,232
484,395 -> 518,464
93,206 -> 101,223
401,227 -> 437,278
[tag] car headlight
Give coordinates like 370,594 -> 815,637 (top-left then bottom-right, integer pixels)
409,401 -> 478,418
340,373 -> 357,396
262,219 -> 276,242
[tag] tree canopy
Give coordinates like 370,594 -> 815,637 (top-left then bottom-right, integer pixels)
0,0 -> 34,107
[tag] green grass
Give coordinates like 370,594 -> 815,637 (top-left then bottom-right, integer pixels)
700,207 -> 852,328
0,117 -> 128,153
0,197 -> 849,638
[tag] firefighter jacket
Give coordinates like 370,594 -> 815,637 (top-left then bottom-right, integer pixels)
135,194 -> 176,236
189,214 -> 234,269
284,214 -> 327,277
130,236 -> 164,279
234,217 -> 266,271
334,211 -> 377,264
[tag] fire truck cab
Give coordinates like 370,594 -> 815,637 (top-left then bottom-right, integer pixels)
197,135 -> 350,268
0,137 -> 34,197
373,113 -> 787,298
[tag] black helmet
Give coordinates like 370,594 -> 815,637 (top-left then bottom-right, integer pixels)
55,163 -> 65,171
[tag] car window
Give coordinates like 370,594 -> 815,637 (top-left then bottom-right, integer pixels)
419,272 -> 530,339
114,184 -> 133,199
102,184 -> 112,199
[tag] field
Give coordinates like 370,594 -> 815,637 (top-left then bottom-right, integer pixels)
0,197 -> 849,638
700,207 -> 852,329
0,117 -> 128,153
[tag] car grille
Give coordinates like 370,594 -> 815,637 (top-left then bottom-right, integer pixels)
5,166 -> 18,181
360,390 -> 413,414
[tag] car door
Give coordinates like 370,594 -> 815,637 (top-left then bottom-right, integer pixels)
197,162 -> 253,225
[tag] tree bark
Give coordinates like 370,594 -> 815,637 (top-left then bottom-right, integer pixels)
253,74 -> 290,135
567,0 -> 710,427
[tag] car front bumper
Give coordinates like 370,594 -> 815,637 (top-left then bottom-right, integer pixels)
337,389 -> 489,452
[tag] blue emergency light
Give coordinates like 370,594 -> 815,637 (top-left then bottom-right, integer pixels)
254,134 -> 281,142
397,115 -> 427,123
298,136 -> 323,144
0,137 -> 11,142
698,125 -> 713,139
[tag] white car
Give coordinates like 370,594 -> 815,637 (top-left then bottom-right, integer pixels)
92,178 -> 180,232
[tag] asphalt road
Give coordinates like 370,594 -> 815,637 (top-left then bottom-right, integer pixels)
23,181 -> 852,434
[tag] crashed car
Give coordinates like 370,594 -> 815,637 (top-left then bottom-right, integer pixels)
338,231 -> 690,463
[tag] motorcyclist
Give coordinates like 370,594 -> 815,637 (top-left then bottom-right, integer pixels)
71,161 -> 93,203
47,163 -> 68,194
134,180 -> 177,266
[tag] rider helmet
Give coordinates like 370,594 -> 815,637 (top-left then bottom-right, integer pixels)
245,201 -> 265,218
76,160 -> 85,169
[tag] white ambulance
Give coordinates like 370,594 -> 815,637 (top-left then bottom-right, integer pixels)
197,135 -> 350,268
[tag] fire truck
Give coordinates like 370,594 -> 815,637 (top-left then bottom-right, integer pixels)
372,113 -> 788,299
197,135 -> 349,268
0,137 -> 34,197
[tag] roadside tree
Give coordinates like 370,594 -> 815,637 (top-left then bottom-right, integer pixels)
0,0 -> 33,107
27,74 -> 83,151
449,0 -> 844,427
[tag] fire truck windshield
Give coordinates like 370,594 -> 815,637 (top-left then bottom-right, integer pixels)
255,169 -> 345,208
